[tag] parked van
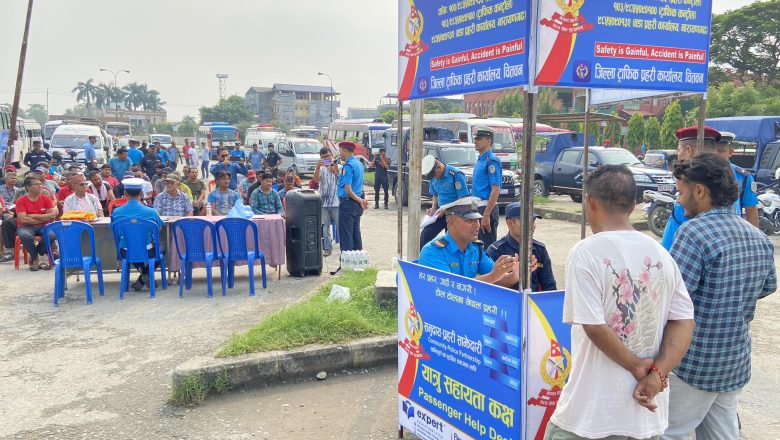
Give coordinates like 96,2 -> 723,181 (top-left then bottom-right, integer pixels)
49,124 -> 110,165
272,137 -> 324,176
245,126 -> 285,150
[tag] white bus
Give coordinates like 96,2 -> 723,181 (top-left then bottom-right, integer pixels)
105,122 -> 131,138
325,119 -> 390,166
245,124 -> 285,150
22,120 -> 43,150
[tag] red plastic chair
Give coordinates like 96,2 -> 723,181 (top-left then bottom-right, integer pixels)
208,179 -> 216,192
107,198 -> 128,215
14,235 -> 52,270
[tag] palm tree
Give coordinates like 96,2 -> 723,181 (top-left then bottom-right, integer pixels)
144,89 -> 165,112
122,82 -> 145,111
95,82 -> 113,110
72,79 -> 97,113
109,85 -> 127,110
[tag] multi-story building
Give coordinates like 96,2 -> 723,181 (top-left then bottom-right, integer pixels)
245,84 -> 340,128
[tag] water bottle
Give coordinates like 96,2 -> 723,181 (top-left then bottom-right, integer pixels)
205,203 -> 212,216
341,251 -> 351,270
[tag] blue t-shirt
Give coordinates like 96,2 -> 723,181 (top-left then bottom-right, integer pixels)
230,149 -> 245,159
337,156 -> 364,199
157,149 -> 170,164
430,164 -> 469,206
108,157 -> 133,178
471,150 -> 502,200
110,199 -> 164,248
248,151 -> 265,170
207,189 -> 240,215
127,147 -> 143,164
82,142 -> 97,162
418,232 -> 494,278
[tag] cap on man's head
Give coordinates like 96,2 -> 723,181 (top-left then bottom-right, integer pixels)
4,165 -> 17,173
161,167 -> 172,174
164,172 -> 181,182
247,170 -> 256,178
442,196 -> 483,220
473,126 -> 495,139
123,171 -> 134,179
674,125 -> 721,142
267,143 -> 274,148
35,165 -> 48,173
88,135 -> 97,140
339,141 -> 357,151
129,138 -> 138,143
719,131 -> 736,144
505,202 -> 541,220
33,140 -> 42,146
121,177 -> 146,190
421,155 -> 437,177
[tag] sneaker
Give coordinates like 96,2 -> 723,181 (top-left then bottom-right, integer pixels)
0,253 -> 13,263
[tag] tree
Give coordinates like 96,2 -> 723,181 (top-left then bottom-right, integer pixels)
710,0 -> 780,84
26,104 -> 47,125
2,103 -> 26,118
199,96 -> 254,125
538,89 -> 558,114
72,79 -> 97,113
644,117 -> 661,149
177,115 -> 198,137
63,104 -> 89,117
626,113 -> 645,151
380,110 -> 397,124
705,81 -> 780,118
144,90 -> 165,112
604,113 -> 622,146
495,91 -> 524,117
423,100 -> 463,114
123,82 -> 146,111
660,101 -> 685,148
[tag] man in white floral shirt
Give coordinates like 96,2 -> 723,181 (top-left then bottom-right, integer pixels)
63,173 -> 103,218
544,165 -> 694,440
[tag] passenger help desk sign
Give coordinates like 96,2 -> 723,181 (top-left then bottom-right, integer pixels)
397,260 -> 571,440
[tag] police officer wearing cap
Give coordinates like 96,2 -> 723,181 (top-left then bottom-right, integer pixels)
337,141 -> 368,252
419,154 -> 469,249
23,140 -> 52,171
471,126 -> 503,245
82,136 -> 99,170
111,177 -> 164,291
487,202 -> 557,292
661,125 -> 759,250
419,197 -> 519,287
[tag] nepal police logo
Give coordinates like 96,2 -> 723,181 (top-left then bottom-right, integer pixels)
573,60 -> 591,83
416,76 -> 429,95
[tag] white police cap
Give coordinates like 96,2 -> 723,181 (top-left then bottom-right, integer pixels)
422,155 -> 436,177
440,196 -> 483,219
121,177 -> 146,190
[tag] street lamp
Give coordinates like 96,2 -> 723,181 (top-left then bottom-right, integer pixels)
99,67 -> 130,121
317,72 -> 333,124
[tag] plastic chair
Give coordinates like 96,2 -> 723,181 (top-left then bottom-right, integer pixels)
208,179 -> 216,192
215,217 -> 266,296
14,234 -> 52,270
111,219 -> 168,299
172,218 -> 224,298
108,198 -> 128,215
43,221 -> 104,306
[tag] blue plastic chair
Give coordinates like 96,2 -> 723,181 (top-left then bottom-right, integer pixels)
172,218 -> 224,298
111,219 -> 167,299
43,221 -> 104,306
215,218 -> 266,296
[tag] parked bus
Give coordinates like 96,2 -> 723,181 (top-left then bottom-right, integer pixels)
105,122 -> 132,138
325,119 -> 390,167
22,120 -> 43,149
289,126 -> 321,139
245,124 -> 285,150
197,122 -> 239,159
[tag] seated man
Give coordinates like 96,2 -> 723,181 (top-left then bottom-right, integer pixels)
86,170 -> 115,216
277,175 -> 297,201
111,177 -> 165,291
487,202 -> 556,292
153,166 -> 172,195
207,170 -> 240,215
183,168 -> 206,214
15,176 -> 58,271
153,172 -> 193,217
250,172 -> 283,215
131,166 -> 155,205
419,197 -> 518,287
239,170 -> 258,204
63,173 -> 104,218
100,164 -> 120,188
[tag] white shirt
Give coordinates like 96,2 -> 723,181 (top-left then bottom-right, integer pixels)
551,230 -> 694,439
63,192 -> 102,216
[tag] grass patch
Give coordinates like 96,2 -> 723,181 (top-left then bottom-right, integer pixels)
533,195 -> 551,205
363,170 -> 375,187
171,370 -> 231,407
217,268 -> 395,357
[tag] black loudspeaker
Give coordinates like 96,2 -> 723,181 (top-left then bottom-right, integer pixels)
285,189 -> 323,277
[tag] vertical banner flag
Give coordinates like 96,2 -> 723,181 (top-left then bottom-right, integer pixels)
398,261 -> 523,440
398,0 -> 531,101
523,291 -> 571,440
534,0 -> 713,92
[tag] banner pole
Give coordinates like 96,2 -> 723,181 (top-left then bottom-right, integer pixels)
5,0 -> 35,167
406,99 -> 424,259
580,89 -> 591,240
696,93 -> 706,150
520,90 -> 537,291
397,100 -> 404,260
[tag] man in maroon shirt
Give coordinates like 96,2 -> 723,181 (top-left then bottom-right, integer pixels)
16,175 -> 58,270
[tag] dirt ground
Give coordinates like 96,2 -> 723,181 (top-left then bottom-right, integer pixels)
1,199 -> 778,439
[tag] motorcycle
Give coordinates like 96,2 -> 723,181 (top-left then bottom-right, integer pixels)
643,190 -> 675,237
756,181 -> 780,235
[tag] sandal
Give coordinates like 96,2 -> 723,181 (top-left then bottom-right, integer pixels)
39,261 -> 51,270
29,265 -> 39,271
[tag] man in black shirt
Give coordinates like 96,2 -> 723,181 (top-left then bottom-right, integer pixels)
263,143 -> 282,172
140,144 -> 163,180
23,141 -> 52,171
373,148 -> 390,209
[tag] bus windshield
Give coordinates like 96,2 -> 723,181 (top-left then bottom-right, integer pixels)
439,147 -> 477,166
211,130 -> 236,142
51,135 -> 101,149
486,126 -> 515,150
106,124 -> 131,137
44,124 -> 58,140
150,134 -> 172,144
370,129 -> 386,148
293,141 -> 322,154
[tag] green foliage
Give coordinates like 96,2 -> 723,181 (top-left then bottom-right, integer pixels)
25,104 -> 47,125
706,81 -> 780,117
170,370 -> 231,407
2,103 -> 26,118
660,101 -> 684,148
363,170 -> 375,187
495,91 -> 524,117
710,0 -> 780,84
538,89 -> 558,115
424,99 -> 464,115
63,104 -> 89,117
604,113 -> 622,146
151,122 -> 174,134
176,115 -> 198,136
273,120 -> 291,133
626,113 -> 645,151
380,110 -> 397,124
644,117 -> 661,149
72,79 -> 96,113
200,96 -> 254,125
217,268 -> 395,357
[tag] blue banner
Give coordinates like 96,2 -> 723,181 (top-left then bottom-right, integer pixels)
534,0 -> 712,92
398,0 -> 531,101
397,260 -> 523,440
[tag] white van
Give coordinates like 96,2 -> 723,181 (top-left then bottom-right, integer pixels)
273,137 -> 324,176
245,127 -> 285,151
49,124 -> 109,165
149,133 -> 173,149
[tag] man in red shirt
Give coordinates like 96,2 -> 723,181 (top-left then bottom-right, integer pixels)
16,175 -> 58,270
100,164 -> 120,188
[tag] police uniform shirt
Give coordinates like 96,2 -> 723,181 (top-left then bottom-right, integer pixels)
24,150 -> 52,170
661,163 -> 758,250
487,234 -> 557,292
471,150 -> 502,200
430,164 -> 469,206
337,156 -> 364,199
418,232 -> 494,278
110,199 -> 164,248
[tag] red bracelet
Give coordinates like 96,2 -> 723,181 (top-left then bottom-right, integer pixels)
650,364 -> 669,390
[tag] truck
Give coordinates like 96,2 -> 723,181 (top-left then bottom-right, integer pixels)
705,116 -> 780,184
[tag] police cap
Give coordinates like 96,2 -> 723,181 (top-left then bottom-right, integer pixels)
421,155 -> 437,178
121,177 -> 146,190
441,196 -> 483,220
339,141 -> 357,151
473,126 -> 494,139
505,202 -> 541,220
674,125 -> 721,142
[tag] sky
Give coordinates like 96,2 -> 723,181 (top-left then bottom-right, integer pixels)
0,0 -> 760,121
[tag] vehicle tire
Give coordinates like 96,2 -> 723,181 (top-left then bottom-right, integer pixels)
570,193 -> 583,203
759,216 -> 775,235
533,179 -> 548,197
395,179 -> 409,207
647,204 -> 671,237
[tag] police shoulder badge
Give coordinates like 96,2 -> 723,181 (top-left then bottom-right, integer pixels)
434,237 -> 448,248
751,181 -> 757,192
455,181 -> 462,190
489,164 -> 496,174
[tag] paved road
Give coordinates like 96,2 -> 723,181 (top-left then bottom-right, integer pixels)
1,202 -> 778,439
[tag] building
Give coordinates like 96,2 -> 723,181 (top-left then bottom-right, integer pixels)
244,84 -> 340,128
464,88 -> 582,116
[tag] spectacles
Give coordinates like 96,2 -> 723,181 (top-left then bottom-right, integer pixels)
220,155 -> 228,158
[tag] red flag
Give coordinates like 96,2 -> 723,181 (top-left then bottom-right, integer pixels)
550,340 -> 561,358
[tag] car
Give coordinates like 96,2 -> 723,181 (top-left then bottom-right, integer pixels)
642,149 -> 678,171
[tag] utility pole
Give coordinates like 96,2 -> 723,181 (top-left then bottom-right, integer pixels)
5,0 -> 34,167
100,68 -> 130,122
406,99 -> 424,258
318,72 -> 334,124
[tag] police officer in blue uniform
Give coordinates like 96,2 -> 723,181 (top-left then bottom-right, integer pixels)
111,177 -> 164,291
470,126 -> 503,245
419,197 -> 519,286
487,202 -> 557,292
337,141 -> 368,252
661,126 -> 759,250
419,154 -> 470,249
